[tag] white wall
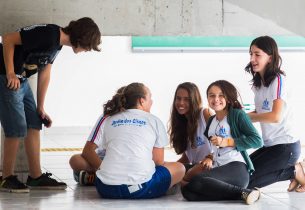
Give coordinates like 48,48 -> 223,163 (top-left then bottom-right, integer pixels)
46,36 -> 305,142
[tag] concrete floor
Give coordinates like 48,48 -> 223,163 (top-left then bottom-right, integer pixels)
0,129 -> 304,210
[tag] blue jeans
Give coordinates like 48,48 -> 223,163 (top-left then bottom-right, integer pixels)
95,165 -> 171,199
248,141 -> 301,188
0,75 -> 42,138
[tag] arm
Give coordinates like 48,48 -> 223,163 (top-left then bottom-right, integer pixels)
248,99 -> 283,123
81,141 -> 102,171
37,64 -> 52,125
2,32 -> 22,90
202,108 -> 213,123
152,147 -> 164,166
177,152 -> 190,164
234,110 -> 263,151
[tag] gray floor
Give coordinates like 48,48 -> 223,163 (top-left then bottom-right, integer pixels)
0,130 -> 304,210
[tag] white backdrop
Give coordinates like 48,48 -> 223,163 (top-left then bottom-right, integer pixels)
45,37 -> 305,142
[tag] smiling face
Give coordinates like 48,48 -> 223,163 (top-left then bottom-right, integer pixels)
250,45 -> 271,77
207,85 -> 227,112
175,88 -> 190,116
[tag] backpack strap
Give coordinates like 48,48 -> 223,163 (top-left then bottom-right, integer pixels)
204,115 -> 216,139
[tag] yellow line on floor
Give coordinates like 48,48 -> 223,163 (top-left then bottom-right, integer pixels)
41,148 -> 82,152
41,146 -> 174,152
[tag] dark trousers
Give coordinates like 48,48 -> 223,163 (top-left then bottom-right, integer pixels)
248,141 -> 301,189
182,161 -> 249,201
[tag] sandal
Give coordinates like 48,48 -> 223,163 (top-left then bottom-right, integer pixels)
287,179 -> 299,192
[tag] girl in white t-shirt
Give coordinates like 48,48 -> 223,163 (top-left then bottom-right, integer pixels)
245,36 -> 304,192
181,80 -> 263,205
168,82 -> 212,185
95,82 -> 185,199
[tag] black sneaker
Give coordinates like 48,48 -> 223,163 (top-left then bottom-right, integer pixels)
79,170 -> 96,186
26,172 -> 67,190
0,175 -> 29,193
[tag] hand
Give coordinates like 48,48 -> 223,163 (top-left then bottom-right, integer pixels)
200,158 -> 213,170
38,108 -> 52,128
6,73 -> 20,90
209,135 -> 224,147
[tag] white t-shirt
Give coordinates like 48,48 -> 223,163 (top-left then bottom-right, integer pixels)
252,75 -> 297,146
185,109 -> 212,164
208,116 -> 245,167
96,109 -> 169,185
87,114 -> 107,159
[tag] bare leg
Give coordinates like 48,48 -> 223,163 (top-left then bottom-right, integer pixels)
2,138 -> 20,178
163,162 -> 185,188
24,128 -> 42,178
181,164 -> 206,187
69,154 -> 96,172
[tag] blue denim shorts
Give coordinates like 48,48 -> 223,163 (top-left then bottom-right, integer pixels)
95,165 -> 171,199
0,75 -> 42,138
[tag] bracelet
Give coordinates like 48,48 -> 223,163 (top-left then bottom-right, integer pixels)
206,154 -> 214,161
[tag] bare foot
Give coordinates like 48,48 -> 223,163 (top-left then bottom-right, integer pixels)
295,163 -> 305,186
287,179 -> 299,192
295,185 -> 305,193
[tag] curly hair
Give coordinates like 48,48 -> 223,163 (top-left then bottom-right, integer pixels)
62,17 -> 101,51
103,83 -> 146,116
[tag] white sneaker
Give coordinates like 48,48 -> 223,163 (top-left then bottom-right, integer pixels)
241,188 -> 261,205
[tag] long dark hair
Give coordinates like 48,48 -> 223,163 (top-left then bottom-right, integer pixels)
62,17 -> 101,51
206,80 -> 243,110
245,36 -> 285,87
103,83 -> 146,116
169,82 -> 202,154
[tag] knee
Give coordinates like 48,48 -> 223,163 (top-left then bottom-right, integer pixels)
69,154 -> 81,170
174,162 -> 186,181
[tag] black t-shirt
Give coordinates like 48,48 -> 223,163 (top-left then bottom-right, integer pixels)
0,24 -> 62,78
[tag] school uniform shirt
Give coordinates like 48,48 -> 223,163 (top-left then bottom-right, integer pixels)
253,75 -> 298,147
87,115 -> 107,159
208,116 -> 245,167
185,109 -> 212,164
0,24 -> 62,77
96,109 -> 169,185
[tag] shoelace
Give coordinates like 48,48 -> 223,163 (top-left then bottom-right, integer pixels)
42,172 -> 53,178
241,191 -> 249,200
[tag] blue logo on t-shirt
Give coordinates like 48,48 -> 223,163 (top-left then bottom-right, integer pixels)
262,98 -> 270,110
111,118 -> 146,127
219,126 -> 229,138
195,136 -> 205,147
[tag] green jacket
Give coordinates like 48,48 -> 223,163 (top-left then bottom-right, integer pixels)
204,107 -> 263,174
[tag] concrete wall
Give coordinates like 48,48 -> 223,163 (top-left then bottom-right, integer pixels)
0,0 -> 300,36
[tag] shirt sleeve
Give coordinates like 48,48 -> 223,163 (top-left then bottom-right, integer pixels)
87,115 -> 107,147
270,75 -> 287,102
153,117 -> 169,148
19,24 -> 59,52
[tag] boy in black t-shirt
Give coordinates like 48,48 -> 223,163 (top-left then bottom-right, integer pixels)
0,17 -> 101,193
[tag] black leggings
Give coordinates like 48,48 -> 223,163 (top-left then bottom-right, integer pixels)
181,161 -> 249,201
